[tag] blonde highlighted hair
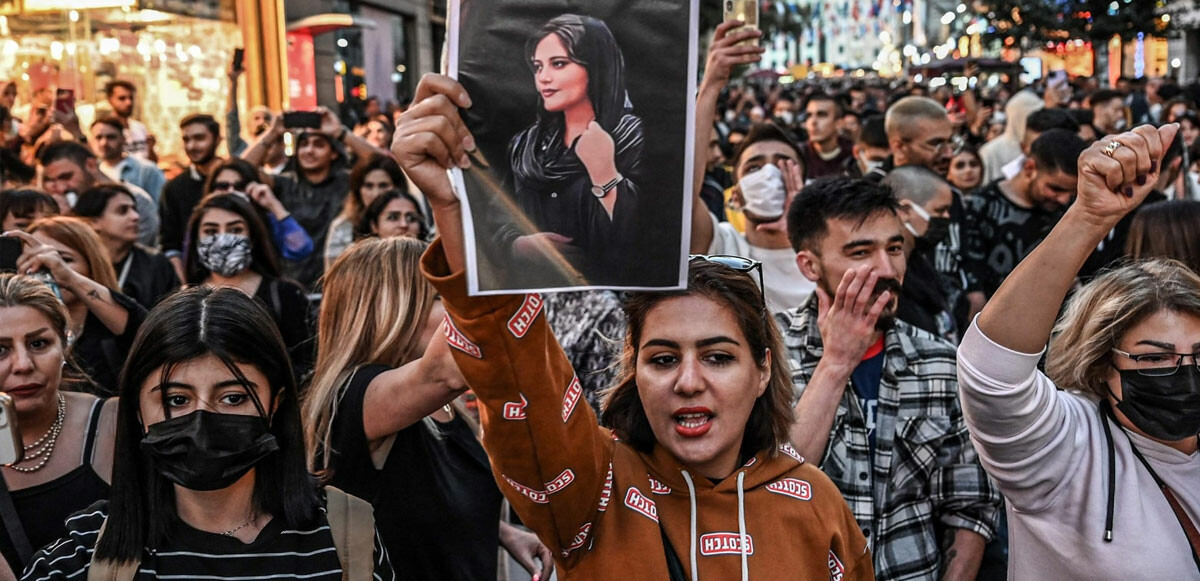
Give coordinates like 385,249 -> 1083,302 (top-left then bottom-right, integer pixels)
27,216 -> 119,290
303,236 -> 437,472
0,273 -> 90,389
1047,259 -> 1200,398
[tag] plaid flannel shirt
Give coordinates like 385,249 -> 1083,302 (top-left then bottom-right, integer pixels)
777,299 -> 999,581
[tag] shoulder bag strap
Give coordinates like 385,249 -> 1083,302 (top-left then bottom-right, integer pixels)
87,520 -> 139,581
0,473 -> 32,571
325,486 -> 376,581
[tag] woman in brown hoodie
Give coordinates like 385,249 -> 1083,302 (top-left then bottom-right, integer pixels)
392,69 -> 871,581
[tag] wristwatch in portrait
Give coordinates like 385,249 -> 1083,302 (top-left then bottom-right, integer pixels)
591,175 -> 623,199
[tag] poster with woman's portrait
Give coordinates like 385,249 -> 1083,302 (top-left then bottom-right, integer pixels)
448,0 -> 698,295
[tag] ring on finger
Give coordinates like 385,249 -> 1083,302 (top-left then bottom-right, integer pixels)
1102,140 -> 1124,158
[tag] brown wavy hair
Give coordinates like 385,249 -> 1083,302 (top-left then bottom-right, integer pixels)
600,260 -> 793,462
28,216 -> 119,290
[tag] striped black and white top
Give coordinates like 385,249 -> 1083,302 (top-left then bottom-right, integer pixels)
20,500 -> 396,581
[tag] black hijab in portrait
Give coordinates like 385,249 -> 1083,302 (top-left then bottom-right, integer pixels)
509,14 -> 644,191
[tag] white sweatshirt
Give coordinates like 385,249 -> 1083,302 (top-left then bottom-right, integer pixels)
956,321 -> 1200,580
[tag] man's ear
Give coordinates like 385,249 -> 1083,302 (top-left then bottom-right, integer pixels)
1021,156 -> 1038,180
795,249 -> 821,283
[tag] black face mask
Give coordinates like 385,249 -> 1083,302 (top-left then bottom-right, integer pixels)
140,410 -> 280,491
921,217 -> 951,246
1111,366 -> 1200,441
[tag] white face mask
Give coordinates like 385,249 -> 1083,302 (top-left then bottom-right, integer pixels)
859,154 -> 883,173
739,164 -> 787,220
776,111 -> 795,125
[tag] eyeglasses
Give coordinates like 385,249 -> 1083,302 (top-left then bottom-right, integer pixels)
1112,348 -> 1200,377
688,254 -> 767,313
213,180 -> 248,192
919,134 -> 965,156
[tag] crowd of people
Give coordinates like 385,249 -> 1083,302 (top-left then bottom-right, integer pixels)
0,16 -> 1198,581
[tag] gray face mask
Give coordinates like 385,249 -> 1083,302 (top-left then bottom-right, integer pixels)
197,233 -> 253,277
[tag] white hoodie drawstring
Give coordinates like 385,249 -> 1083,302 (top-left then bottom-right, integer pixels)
736,471 -> 748,581
680,470 -> 699,581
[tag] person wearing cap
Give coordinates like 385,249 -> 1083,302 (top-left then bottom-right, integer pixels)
240,107 -> 389,289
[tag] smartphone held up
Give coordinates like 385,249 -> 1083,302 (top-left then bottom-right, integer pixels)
0,393 -> 22,467
724,0 -> 759,46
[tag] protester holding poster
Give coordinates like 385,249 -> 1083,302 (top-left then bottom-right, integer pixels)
392,57 -> 872,578
451,0 -> 694,294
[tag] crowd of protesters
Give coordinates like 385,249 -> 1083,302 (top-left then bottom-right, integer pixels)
0,15 -> 1198,581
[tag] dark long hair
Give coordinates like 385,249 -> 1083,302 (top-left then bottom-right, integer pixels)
96,286 -> 319,562
525,14 -> 629,134
353,188 -> 429,241
600,261 -> 794,463
345,154 -> 407,223
184,193 -> 281,284
202,159 -> 259,195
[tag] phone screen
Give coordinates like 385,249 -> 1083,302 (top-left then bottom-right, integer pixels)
232,48 -> 245,72
0,394 -> 21,467
0,237 -> 21,272
282,111 -> 322,129
53,89 -> 75,115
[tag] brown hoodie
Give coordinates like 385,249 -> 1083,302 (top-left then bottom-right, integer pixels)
422,241 -> 872,580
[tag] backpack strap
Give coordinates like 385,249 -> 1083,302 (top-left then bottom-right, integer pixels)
87,519 -> 139,581
325,486 -> 375,581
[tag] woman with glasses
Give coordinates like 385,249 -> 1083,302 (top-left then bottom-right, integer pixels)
389,73 -> 871,580
183,193 -> 313,381
353,189 -> 429,242
957,123 -> 1200,578
204,159 -> 313,263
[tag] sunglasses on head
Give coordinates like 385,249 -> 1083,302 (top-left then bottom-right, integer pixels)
688,254 -> 767,314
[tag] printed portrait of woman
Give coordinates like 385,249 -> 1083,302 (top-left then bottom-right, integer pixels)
498,14 -> 644,285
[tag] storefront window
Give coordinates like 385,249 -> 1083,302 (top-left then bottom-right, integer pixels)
0,6 -> 239,163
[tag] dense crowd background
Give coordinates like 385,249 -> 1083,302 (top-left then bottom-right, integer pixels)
0,16 -> 1198,581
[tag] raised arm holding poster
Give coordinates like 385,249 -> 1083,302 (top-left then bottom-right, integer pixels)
448,0 -> 698,294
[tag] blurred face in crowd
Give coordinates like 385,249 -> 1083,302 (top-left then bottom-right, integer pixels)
986,120 -> 1006,141
296,134 -> 337,173
359,169 -> 395,208
90,123 -> 126,163
1166,103 -> 1190,125
139,353 -> 273,426
1021,158 -> 1077,212
108,86 -> 135,118
372,196 -> 423,239
1091,97 -> 1126,135
533,34 -> 589,114
736,140 -> 800,183
1,82 -> 17,110
364,120 -> 392,150
773,98 -> 795,124
210,169 -> 249,194
3,209 -> 47,232
635,294 -> 770,479
41,158 -> 94,198
1182,118 -> 1200,148
849,89 -> 867,111
894,116 -> 955,175
839,113 -> 861,142
854,143 -> 889,174
748,106 -> 766,124
250,108 -> 274,133
90,192 -> 140,245
796,210 -> 906,330
947,151 -> 983,191
804,99 -> 839,144
0,305 -> 65,418
181,123 -> 219,166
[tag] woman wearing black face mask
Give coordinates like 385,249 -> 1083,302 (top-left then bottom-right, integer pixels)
957,124 -> 1200,579
20,286 -> 396,580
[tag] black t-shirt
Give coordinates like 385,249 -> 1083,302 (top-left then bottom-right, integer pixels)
252,276 -> 313,379
116,244 -> 181,309
73,289 -> 147,396
962,179 -> 1064,298
327,364 -> 503,580
271,171 -> 350,289
158,168 -> 207,256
